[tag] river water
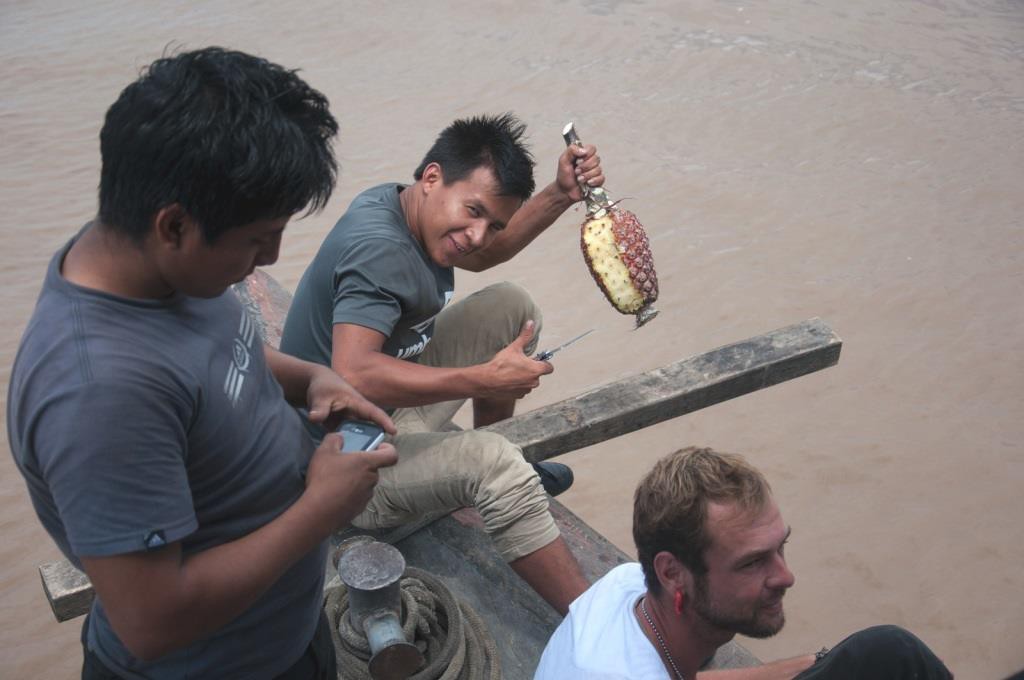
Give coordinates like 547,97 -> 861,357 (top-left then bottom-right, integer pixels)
2,1 -> 1022,677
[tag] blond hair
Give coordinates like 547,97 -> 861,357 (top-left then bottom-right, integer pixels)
632,446 -> 772,593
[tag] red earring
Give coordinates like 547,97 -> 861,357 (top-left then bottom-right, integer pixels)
674,589 -> 684,615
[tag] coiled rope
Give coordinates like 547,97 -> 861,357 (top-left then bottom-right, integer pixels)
324,566 -> 501,680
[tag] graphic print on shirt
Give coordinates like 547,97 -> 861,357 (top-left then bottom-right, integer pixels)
395,290 -> 454,360
224,310 -> 256,405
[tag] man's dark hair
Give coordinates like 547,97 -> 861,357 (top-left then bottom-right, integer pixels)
413,113 -> 536,201
98,47 -> 338,243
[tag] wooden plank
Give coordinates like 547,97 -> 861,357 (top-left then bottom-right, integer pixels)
484,317 -> 841,463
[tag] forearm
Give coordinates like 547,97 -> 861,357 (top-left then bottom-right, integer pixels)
697,654 -> 816,680
90,491 -> 339,661
264,344 -> 317,405
459,182 -> 575,271
342,351 -> 488,408
167,494 -> 335,640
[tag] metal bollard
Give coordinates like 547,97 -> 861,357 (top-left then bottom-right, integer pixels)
335,539 -> 424,680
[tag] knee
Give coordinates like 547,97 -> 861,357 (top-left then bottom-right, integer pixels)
462,433 -> 557,561
854,624 -> 923,653
477,281 -> 541,324
841,625 -> 952,678
460,433 -> 546,512
462,431 -> 535,484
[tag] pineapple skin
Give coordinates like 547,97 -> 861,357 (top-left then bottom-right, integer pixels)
580,207 -> 659,316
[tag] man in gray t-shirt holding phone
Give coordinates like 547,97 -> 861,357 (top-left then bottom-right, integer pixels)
7,48 -> 396,679
280,114 -> 605,615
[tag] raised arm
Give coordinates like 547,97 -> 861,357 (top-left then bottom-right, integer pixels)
332,320 -> 551,409
457,143 -> 605,272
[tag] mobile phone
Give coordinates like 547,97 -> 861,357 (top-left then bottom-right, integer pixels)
336,419 -> 386,452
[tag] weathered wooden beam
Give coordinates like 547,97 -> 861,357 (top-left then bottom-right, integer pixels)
484,317 -> 841,463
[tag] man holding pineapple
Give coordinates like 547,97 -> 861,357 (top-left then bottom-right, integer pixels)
280,113 -> 604,614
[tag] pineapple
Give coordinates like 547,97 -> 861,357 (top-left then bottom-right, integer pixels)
564,122 -> 659,327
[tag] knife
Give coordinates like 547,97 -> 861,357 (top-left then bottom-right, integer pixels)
534,329 -> 596,362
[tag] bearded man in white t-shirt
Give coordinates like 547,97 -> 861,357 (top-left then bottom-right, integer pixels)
534,447 -> 953,680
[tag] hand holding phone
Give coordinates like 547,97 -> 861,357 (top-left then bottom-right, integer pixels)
306,428 -> 397,531
336,419 -> 387,452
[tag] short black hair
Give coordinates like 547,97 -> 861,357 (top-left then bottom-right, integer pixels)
98,47 -> 338,243
413,113 -> 536,201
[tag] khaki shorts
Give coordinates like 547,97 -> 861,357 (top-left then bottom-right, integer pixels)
352,282 -> 560,562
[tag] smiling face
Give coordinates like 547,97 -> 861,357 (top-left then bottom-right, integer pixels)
691,499 -> 795,638
412,163 -> 522,267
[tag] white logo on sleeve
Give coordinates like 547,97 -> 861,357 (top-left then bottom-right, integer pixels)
224,311 -> 256,406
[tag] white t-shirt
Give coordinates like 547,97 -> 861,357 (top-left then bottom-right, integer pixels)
534,563 -> 671,680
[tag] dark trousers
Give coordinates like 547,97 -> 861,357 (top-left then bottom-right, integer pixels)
795,625 -> 953,679
82,610 -> 337,680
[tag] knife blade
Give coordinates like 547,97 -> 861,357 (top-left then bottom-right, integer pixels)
534,329 -> 596,362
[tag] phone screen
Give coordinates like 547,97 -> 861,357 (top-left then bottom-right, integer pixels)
337,420 -> 386,452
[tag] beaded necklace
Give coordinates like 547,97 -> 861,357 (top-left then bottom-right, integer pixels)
639,596 -> 685,680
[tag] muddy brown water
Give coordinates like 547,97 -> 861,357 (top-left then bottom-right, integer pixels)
2,1 -> 1022,677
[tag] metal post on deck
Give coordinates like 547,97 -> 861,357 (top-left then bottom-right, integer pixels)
334,538 -> 424,680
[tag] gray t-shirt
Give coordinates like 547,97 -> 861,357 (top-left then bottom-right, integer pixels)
280,183 -> 454,371
7,233 -> 326,679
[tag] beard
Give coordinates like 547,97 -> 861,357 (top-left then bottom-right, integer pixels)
692,575 -> 787,639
